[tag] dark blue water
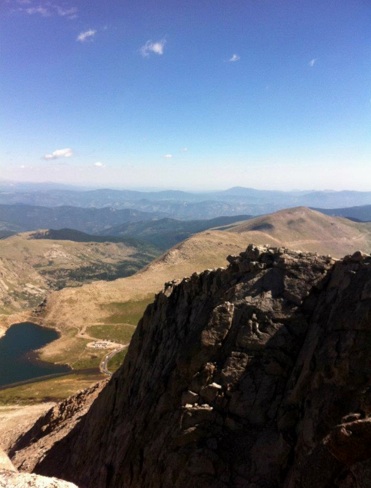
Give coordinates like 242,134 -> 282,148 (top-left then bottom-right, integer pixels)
0,322 -> 70,388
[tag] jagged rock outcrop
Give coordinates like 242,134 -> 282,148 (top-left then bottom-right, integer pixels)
16,245 -> 371,487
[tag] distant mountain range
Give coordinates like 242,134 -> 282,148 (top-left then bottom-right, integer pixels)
100,215 -> 252,250
0,204 -> 165,234
1,200 -> 371,253
315,205 -> 371,222
1,183 -> 371,219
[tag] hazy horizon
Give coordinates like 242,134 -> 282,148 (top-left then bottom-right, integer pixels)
1,178 -> 371,195
2,1 -> 371,191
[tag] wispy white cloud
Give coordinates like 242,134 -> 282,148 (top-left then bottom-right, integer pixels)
309,58 -> 317,67
94,161 -> 105,167
77,29 -> 96,42
25,6 -> 50,16
56,6 -> 77,18
44,148 -> 73,160
18,2 -> 78,19
181,147 -> 188,152
228,54 -> 240,62
164,154 -> 173,159
140,39 -> 166,57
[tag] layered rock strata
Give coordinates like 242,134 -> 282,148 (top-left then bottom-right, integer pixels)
16,245 -> 371,488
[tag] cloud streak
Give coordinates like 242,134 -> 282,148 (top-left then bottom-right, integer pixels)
77,29 -> 96,42
25,6 -> 50,16
140,39 -> 166,57
309,58 -> 317,67
20,2 -> 78,19
44,148 -> 73,160
56,6 -> 77,18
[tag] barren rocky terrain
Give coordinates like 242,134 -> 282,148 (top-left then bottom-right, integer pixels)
8,243 -> 370,487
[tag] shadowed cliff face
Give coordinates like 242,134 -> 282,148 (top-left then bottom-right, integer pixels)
29,245 -> 371,488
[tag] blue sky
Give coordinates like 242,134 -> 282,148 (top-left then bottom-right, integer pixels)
1,0 -> 371,190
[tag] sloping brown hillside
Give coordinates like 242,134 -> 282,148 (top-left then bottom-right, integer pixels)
227,206 -> 371,256
0,231 -> 158,316
36,207 -> 371,333
35,230 -> 246,340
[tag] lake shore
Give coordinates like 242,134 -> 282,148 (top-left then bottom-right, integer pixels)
0,311 -> 32,335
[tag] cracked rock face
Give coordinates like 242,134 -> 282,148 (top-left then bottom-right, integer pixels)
19,245 -> 371,488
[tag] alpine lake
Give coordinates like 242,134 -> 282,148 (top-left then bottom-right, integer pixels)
0,322 -> 70,388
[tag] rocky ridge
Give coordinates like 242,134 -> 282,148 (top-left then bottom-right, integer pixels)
12,245 -> 371,487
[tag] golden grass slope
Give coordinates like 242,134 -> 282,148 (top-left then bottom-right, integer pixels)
227,206 -> 371,256
36,229 -> 248,331
33,207 -> 371,349
0,231 -> 157,316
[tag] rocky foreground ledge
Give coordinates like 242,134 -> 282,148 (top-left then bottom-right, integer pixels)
10,245 -> 371,487
0,448 -> 78,488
